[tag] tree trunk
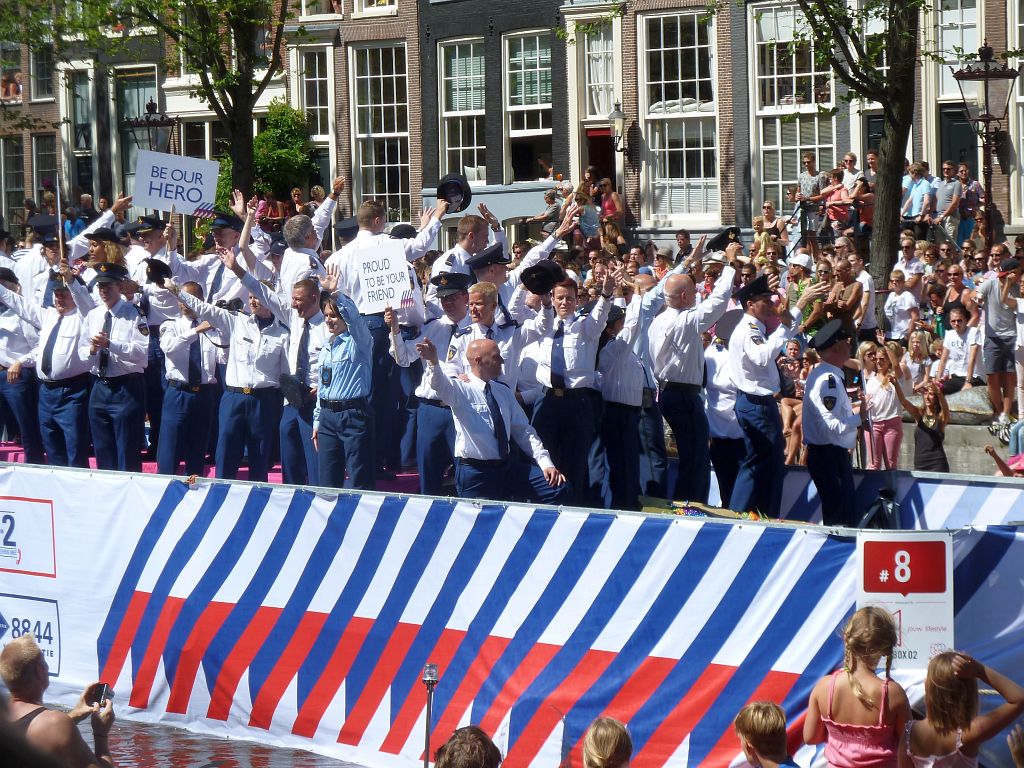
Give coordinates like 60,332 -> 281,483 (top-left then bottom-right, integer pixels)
867,5 -> 920,326
227,93 -> 256,197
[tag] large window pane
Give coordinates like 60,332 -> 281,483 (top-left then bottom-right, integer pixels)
353,45 -> 410,221
116,69 -> 157,220
644,13 -> 719,217
30,46 -> 53,100
506,33 -> 552,182
441,40 -> 486,181
302,50 -> 330,137
33,135 -> 57,201
582,24 -> 615,118
754,6 -> 831,109
1,42 -> 22,104
1,138 -> 24,227
70,72 -> 93,152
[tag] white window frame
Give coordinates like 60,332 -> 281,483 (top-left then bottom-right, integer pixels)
349,42 -> 411,221
748,3 -> 836,212
503,31 -> 553,184
297,47 -> 332,141
352,0 -> 397,18
936,0 -> 978,100
32,134 -> 58,201
439,37 -> 487,184
640,11 -> 720,225
581,23 -> 615,120
29,45 -> 55,102
0,136 -> 24,228
299,0 -> 339,17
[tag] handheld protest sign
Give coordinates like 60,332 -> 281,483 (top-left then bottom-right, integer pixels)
132,150 -> 219,218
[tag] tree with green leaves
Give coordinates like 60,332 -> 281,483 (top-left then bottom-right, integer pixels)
787,0 -> 921,290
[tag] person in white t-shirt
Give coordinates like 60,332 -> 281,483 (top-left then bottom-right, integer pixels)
894,238 -> 926,302
934,306 -> 981,394
883,270 -> 920,342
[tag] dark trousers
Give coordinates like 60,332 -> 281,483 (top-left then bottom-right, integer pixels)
709,437 -> 746,509
601,401 -> 641,511
38,375 -> 91,467
731,391 -> 785,517
416,400 -> 455,496
215,389 -> 280,482
143,330 -> 165,451
398,363 -> 421,469
0,367 -> 44,464
660,386 -> 711,503
532,388 -> 596,507
806,443 -> 856,527
317,402 -> 376,490
89,374 -> 145,472
454,458 -> 570,505
280,401 -> 318,486
639,400 -> 668,497
366,317 -> 400,471
157,384 -> 214,476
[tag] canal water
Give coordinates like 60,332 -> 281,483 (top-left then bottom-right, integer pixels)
84,718 -> 365,767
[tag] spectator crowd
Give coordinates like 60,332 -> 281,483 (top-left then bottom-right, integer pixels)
0,151 -> 1021,521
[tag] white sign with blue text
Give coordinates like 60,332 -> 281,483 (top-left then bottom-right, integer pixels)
132,150 -> 220,217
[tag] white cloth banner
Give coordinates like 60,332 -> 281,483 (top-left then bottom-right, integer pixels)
0,465 -> 1019,768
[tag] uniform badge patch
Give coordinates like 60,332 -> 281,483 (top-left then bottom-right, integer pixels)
823,396 -> 837,410
751,335 -> 765,345
138,321 -> 149,337
321,368 -> 333,386
827,374 -> 837,389
446,345 -> 456,362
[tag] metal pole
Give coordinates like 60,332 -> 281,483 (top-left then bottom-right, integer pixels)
982,121 -> 994,253
423,683 -> 434,768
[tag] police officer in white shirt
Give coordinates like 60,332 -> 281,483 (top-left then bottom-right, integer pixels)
387,271 -> 473,496
429,204 -> 503,281
592,302 -> 645,510
705,309 -> 745,508
0,267 -> 44,463
532,262 -> 622,507
728,274 -> 827,517
273,177 -> 344,300
0,264 -> 94,466
647,250 -> 736,503
417,335 -> 567,504
803,319 -> 863,526
157,281 -> 219,477
170,249 -> 289,482
247,273 -> 327,487
80,262 -> 149,472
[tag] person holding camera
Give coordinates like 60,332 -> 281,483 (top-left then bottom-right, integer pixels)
1,634 -> 114,768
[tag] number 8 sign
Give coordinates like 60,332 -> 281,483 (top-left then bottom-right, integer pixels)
861,540 -> 947,596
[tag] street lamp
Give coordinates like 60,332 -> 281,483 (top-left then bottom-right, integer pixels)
951,42 -> 1019,251
422,662 -> 439,768
608,102 -> 627,153
124,97 -> 176,154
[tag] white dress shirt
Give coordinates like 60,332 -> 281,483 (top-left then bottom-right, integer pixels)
0,279 -> 94,381
535,298 -> 610,390
243,273 -> 327,388
429,229 -> 509,280
168,249 -> 251,307
427,364 -> 553,469
728,308 -> 801,396
391,313 -> 472,400
596,337 -> 646,407
13,246 -> 48,306
704,341 -> 744,439
178,289 -> 289,390
159,316 -> 219,385
80,299 -> 149,376
324,218 -> 442,314
0,301 -> 39,368
131,246 -> 187,326
802,361 -> 860,449
648,266 -> 735,386
448,292 -> 553,390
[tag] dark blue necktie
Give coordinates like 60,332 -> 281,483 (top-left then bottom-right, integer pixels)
98,310 -> 112,376
188,320 -> 203,386
296,320 -> 310,381
209,262 -> 225,300
551,320 -> 567,389
484,382 -> 509,459
139,289 -> 150,319
41,313 -> 63,377
42,278 -> 54,308
485,327 -> 493,340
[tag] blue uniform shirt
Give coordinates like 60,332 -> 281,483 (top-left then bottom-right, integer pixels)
313,292 -> 372,428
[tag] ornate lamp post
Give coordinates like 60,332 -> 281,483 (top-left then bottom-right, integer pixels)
951,43 -> 1019,251
124,97 -> 176,154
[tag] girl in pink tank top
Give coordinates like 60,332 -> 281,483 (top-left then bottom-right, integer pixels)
898,652 -> 1024,768
804,607 -> 911,767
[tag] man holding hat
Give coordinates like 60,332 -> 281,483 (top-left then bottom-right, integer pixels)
803,319 -> 863,526
648,252 -> 736,504
386,271 -> 473,495
80,262 -> 149,471
0,264 -> 95,467
430,203 -> 499,283
728,274 -> 827,517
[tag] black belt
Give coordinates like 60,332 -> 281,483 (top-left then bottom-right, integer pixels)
660,381 -> 701,395
545,386 -> 593,399
605,400 -> 642,411
361,311 -> 386,319
167,380 -> 213,393
319,396 -> 368,412
41,373 -> 90,389
419,397 -> 451,409
226,385 -> 274,395
460,457 -> 508,469
95,373 -> 143,385
740,391 -> 776,404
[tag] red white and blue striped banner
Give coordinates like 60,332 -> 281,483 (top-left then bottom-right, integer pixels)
0,465 -> 1020,767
